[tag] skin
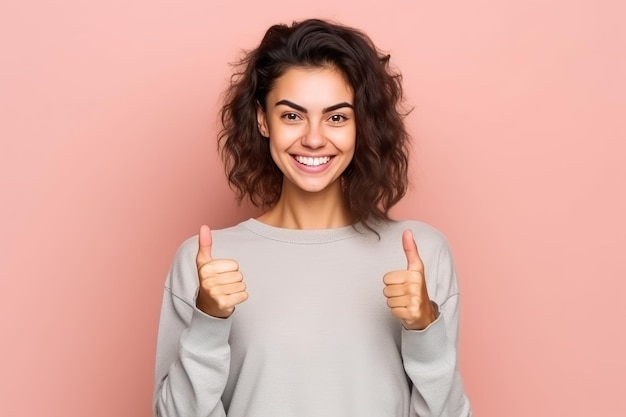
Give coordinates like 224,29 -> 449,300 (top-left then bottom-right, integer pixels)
196,224 -> 247,318
195,65 -> 436,330
257,66 -> 356,230
383,229 -> 437,330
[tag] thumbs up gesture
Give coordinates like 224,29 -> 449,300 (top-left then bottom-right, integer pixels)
383,230 -> 436,331
195,225 -> 248,318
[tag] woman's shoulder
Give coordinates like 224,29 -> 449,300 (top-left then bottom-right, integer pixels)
376,218 -> 449,243
174,220 -> 254,257
370,219 -> 452,263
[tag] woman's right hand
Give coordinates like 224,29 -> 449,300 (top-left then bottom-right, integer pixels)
195,225 -> 248,318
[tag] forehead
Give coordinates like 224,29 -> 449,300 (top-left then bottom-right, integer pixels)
267,66 -> 354,107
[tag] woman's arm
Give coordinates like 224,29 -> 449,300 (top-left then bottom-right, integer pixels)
400,240 -> 472,417
153,237 -> 233,417
401,296 -> 471,416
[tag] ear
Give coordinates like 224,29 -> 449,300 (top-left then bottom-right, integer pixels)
256,102 -> 269,138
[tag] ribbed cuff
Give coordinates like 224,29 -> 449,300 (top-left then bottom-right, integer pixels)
401,311 -> 452,364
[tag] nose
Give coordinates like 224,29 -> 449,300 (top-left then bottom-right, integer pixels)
301,122 -> 326,149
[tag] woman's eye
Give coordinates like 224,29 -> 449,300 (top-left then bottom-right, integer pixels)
282,112 -> 300,121
328,114 -> 347,123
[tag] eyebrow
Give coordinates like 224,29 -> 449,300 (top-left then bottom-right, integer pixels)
275,99 -> 354,114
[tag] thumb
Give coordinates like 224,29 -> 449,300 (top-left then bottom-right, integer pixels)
196,225 -> 213,267
402,229 -> 422,271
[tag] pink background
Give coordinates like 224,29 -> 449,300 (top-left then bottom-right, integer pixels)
1,1 -> 625,416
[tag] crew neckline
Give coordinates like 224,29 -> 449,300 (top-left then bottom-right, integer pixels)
240,218 -> 370,244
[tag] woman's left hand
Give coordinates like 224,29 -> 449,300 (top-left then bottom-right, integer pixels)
383,230 -> 436,331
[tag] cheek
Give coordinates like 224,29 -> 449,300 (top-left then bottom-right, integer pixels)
268,123 -> 306,152
267,137 -> 289,172
344,130 -> 357,164
334,127 -> 357,154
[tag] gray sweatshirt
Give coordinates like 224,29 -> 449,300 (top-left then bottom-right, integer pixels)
153,219 -> 471,417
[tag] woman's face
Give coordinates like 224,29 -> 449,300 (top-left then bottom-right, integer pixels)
257,66 -> 356,196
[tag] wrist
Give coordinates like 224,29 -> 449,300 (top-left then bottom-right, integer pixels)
402,301 -> 437,330
196,298 -> 233,319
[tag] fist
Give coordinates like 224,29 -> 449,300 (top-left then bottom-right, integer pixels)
195,225 -> 248,318
383,230 -> 436,330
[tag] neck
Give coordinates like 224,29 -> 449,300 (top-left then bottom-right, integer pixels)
257,181 -> 353,229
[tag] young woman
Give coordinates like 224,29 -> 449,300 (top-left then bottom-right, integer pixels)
154,19 -> 472,417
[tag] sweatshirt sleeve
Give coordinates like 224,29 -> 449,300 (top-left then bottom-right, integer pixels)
153,239 -> 232,417
400,238 -> 472,417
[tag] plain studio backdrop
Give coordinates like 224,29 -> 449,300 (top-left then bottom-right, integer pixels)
1,1 -> 624,416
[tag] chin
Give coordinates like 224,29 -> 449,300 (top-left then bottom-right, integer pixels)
293,179 -> 342,195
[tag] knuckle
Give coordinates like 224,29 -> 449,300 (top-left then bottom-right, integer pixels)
408,283 -> 421,295
408,270 -> 422,282
204,260 -> 218,270
222,259 -> 239,271
200,279 -> 214,291
215,298 -> 231,311
207,286 -> 222,297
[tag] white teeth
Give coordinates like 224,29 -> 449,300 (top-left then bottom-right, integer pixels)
295,156 -> 331,166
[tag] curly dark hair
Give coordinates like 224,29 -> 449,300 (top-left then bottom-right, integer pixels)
218,18 -> 410,228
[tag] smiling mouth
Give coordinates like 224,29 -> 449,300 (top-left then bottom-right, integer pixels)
294,156 -> 332,167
